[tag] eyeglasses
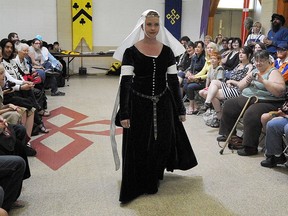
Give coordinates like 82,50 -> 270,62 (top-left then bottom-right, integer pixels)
34,42 -> 41,44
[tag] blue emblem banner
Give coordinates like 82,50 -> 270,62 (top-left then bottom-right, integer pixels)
165,0 -> 182,40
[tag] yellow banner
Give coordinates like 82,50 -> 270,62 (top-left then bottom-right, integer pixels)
72,0 -> 93,51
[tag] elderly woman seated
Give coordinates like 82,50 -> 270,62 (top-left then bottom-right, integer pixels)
217,50 -> 286,156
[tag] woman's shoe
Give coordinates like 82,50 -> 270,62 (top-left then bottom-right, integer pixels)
217,135 -> 227,142
38,110 -> 50,117
199,102 -> 212,112
210,117 -> 220,128
186,109 -> 194,115
39,124 -> 49,133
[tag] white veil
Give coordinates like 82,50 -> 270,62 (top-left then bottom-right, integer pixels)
113,9 -> 185,61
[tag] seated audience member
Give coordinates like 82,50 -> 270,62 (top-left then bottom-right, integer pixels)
0,186 -> 8,215
7,32 -> 20,58
273,43 -> 288,82
218,50 -> 286,156
0,155 -> 26,212
260,114 -> 288,168
198,51 -> 224,108
220,37 -> 233,60
221,37 -> 242,71
15,43 -> 50,117
251,42 -> 274,65
52,41 -> 67,79
219,37 -> 229,56
177,36 -> 191,66
183,41 -> 206,114
199,46 -> 254,127
28,38 -> 65,96
0,40 -> 48,135
7,32 -> 20,46
52,41 -> 61,52
184,42 -> 219,114
244,21 -> 265,48
204,35 -> 213,49
27,38 -> 47,81
179,36 -> 190,48
263,13 -> 288,59
214,34 -> 223,51
177,41 -> 195,84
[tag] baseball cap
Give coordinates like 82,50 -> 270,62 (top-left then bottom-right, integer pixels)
35,35 -> 43,41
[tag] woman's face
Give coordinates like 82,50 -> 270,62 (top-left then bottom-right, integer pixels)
2,42 -> 13,59
144,16 -> 160,38
0,67 -> 5,87
206,44 -> 215,55
239,49 -> 248,62
252,23 -> 261,33
255,57 -> 270,71
186,46 -> 194,56
195,43 -> 204,55
204,37 -> 211,46
18,46 -> 29,59
32,40 -> 41,50
232,40 -> 240,50
210,56 -> 219,67
254,44 -> 262,52
228,40 -> 233,50
276,49 -> 288,59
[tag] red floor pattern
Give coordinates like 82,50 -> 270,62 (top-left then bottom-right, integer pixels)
31,106 -> 123,170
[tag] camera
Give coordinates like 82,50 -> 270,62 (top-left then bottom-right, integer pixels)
2,80 -> 16,91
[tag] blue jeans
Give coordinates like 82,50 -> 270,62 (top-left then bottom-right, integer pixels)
35,69 -> 46,82
183,79 -> 205,100
265,117 -> 288,155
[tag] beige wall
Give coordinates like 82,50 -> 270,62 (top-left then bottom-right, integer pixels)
56,0 -> 115,75
213,10 -> 243,39
260,0 -> 277,35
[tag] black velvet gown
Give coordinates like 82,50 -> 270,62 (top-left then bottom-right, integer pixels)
118,45 -> 197,203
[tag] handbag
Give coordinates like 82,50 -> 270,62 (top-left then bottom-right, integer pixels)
23,71 -> 42,84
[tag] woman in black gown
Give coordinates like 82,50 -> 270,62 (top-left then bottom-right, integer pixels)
111,9 -> 198,203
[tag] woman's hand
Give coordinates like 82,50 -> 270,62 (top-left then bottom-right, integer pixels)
2,89 -> 14,94
179,115 -> 186,122
226,80 -> 236,88
20,83 -> 34,90
8,104 -> 18,111
185,71 -> 192,78
121,119 -> 130,128
245,73 -> 253,84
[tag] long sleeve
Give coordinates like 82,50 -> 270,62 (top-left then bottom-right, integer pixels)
119,75 -> 133,120
167,73 -> 186,115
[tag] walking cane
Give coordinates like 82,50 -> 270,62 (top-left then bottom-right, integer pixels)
219,96 -> 258,155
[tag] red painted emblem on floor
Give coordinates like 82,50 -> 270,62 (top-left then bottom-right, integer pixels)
31,106 -> 122,170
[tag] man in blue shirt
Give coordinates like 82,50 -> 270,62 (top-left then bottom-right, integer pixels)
264,13 -> 288,59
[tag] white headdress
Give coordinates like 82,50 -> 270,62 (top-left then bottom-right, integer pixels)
113,9 -> 185,61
